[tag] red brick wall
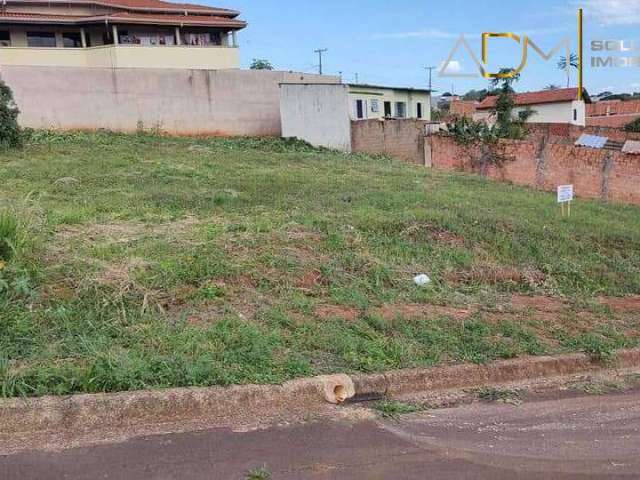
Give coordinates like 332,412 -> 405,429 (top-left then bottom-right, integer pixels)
587,114 -> 640,128
586,100 -> 640,128
351,119 -> 427,165
430,134 -> 640,205
587,100 -> 640,116
450,100 -> 478,118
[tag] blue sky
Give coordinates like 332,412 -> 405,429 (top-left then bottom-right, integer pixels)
211,0 -> 640,96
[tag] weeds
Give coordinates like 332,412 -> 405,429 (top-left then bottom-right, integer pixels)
0,131 -> 638,398
373,399 -> 422,420
476,387 -> 523,405
0,210 -> 20,262
246,466 -> 271,480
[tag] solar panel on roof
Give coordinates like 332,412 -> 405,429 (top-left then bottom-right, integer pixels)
575,134 -> 608,149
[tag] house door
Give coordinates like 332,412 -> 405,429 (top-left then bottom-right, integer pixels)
384,101 -> 392,117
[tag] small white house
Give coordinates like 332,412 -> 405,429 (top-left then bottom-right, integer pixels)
279,83 -> 431,152
347,84 -> 431,121
473,88 -> 587,127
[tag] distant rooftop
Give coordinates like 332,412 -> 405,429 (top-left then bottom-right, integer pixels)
347,83 -> 431,94
477,88 -> 588,110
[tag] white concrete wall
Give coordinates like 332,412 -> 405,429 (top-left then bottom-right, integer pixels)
280,84 -> 352,152
0,66 -> 340,135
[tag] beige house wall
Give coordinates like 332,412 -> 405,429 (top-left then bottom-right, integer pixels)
0,44 -> 240,69
1,65 -> 340,135
348,86 -> 431,121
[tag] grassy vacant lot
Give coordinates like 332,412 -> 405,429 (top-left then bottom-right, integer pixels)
1,131 -> 639,398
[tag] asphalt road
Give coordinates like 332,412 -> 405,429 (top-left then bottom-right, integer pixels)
3,390 -> 640,479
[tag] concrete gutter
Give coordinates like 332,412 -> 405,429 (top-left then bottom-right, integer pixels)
2,350 -> 640,453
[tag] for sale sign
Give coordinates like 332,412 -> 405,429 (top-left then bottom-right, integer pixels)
557,185 -> 574,204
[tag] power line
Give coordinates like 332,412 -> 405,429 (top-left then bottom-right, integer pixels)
314,48 -> 328,75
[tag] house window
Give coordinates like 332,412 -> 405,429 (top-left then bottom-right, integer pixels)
0,31 -> 10,47
370,99 -> 380,113
384,101 -> 392,117
395,102 -> 407,118
62,32 -> 82,48
417,102 -> 423,119
27,32 -> 57,47
573,109 -> 578,121
355,99 -> 365,120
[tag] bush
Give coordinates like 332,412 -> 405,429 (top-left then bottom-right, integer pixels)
624,118 -> 640,133
0,210 -> 20,262
0,80 -> 21,148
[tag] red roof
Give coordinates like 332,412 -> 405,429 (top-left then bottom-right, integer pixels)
0,10 -> 246,27
477,88 -> 579,110
5,0 -> 241,17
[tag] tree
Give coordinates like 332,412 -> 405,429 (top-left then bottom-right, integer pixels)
462,89 -> 490,102
0,80 -> 21,149
489,68 -> 520,92
250,59 -> 274,70
624,118 -> 640,133
447,68 -> 533,171
557,53 -> 579,88
544,84 -> 562,90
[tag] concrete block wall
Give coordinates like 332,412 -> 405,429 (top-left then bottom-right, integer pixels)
280,84 -> 352,151
351,119 -> 428,165
0,66 -> 340,136
429,134 -> 640,205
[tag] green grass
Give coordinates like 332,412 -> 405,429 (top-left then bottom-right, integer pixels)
0,130 -> 639,398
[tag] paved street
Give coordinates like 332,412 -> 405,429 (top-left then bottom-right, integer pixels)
3,390 -> 640,479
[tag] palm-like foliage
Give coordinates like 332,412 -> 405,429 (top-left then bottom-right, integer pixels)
557,53 -> 579,88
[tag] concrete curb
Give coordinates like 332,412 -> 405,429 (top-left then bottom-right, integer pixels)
2,350 -> 640,438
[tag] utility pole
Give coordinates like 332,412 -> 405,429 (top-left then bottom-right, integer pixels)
314,48 -> 328,75
355,73 -> 359,84
425,66 -> 436,91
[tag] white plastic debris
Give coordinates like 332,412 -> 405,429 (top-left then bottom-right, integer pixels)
413,274 -> 431,286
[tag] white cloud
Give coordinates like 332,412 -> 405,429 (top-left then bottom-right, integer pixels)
576,0 -> 640,25
439,60 -> 462,74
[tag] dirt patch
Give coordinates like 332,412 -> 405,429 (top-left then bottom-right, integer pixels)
598,296 -> 640,312
95,257 -> 150,291
401,223 -> 465,247
55,216 -> 205,246
447,265 -> 546,287
373,304 -> 474,321
296,269 -> 325,290
510,295 -> 567,313
315,305 -> 360,322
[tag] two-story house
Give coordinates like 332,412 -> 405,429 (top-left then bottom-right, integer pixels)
0,0 -> 247,69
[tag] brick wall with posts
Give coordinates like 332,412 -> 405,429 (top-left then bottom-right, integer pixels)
351,119 -> 429,165
429,134 -> 640,205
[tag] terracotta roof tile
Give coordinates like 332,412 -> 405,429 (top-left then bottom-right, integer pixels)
477,88 -> 579,110
0,10 -> 246,27
6,0 -> 240,16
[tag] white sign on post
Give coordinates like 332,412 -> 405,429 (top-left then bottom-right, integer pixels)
557,185 -> 574,218
557,185 -> 574,203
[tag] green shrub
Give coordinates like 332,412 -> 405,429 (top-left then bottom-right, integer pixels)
0,80 -> 21,148
0,210 -> 20,262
